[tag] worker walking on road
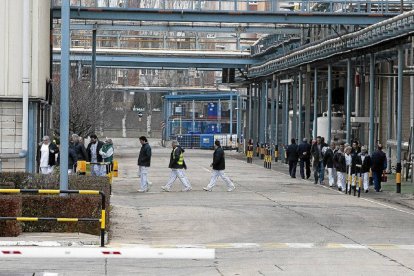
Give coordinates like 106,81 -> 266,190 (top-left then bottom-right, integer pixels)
137,136 -> 152,193
203,140 -> 236,192
161,140 -> 192,192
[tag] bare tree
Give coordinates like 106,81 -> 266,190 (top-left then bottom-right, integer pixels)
52,68 -> 113,138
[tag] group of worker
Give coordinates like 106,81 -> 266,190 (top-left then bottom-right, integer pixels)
36,134 -> 114,176
137,136 -> 236,193
286,137 -> 387,193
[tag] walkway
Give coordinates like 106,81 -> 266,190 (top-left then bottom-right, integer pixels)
2,139 -> 414,275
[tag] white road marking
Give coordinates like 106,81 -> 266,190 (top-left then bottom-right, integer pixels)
0,247 -> 215,259
111,242 -> 414,250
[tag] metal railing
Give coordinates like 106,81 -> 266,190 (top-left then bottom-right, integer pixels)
0,189 -> 107,247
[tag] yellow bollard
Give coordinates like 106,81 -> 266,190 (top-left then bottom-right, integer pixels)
77,160 -> 86,175
113,160 -> 119,177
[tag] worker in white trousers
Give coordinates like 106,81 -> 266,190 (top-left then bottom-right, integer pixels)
137,136 -> 152,193
203,140 -> 236,192
161,140 -> 192,192
357,146 -> 372,193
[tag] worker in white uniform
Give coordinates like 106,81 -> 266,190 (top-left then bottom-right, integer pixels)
203,140 -> 236,192
37,136 -> 58,174
161,140 -> 192,192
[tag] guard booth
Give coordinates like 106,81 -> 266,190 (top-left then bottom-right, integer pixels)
163,93 -> 241,149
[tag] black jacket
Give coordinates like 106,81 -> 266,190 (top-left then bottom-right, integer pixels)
371,150 -> 386,172
286,143 -> 299,162
323,147 -> 334,168
356,154 -> 372,173
169,146 -> 186,169
297,142 -> 311,160
86,141 -> 104,162
36,142 -> 59,167
212,146 -> 225,170
57,145 -> 78,170
311,143 -> 323,162
334,151 -> 346,173
73,142 -> 87,161
350,149 -> 359,174
138,143 -> 152,167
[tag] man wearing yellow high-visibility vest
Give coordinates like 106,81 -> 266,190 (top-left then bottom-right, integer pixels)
161,140 -> 192,192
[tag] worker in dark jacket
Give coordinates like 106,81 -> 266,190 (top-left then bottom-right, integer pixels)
203,140 -> 236,192
137,136 -> 152,193
356,146 -> 372,193
72,134 -> 87,161
286,138 -> 299,178
86,134 -> 104,176
334,143 -> 347,191
298,138 -> 311,179
371,144 -> 387,192
161,140 -> 192,192
323,142 -> 336,187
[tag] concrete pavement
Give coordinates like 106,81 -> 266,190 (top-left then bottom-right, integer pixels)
2,139 -> 414,275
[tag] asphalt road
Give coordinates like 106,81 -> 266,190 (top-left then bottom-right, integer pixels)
2,141 -> 414,275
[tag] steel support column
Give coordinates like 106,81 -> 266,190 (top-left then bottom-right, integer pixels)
313,68 -> 318,139
396,46 -> 404,193
292,76 -> 298,141
298,72 -> 303,142
192,99 -> 196,133
59,0 -> 70,190
387,62 -> 393,171
237,94 -> 241,150
275,78 -> 280,151
305,67 -> 311,140
270,76 -> 275,144
230,95 -> 233,135
327,64 -> 332,144
248,84 -> 252,140
369,54 -> 376,154
27,102 -> 36,173
259,82 -> 265,143
264,80 -> 268,143
284,82 -> 289,149
346,59 -> 352,144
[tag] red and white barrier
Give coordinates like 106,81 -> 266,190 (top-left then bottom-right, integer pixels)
0,247 -> 215,259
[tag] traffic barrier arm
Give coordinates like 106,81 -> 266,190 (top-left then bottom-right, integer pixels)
0,189 -> 106,247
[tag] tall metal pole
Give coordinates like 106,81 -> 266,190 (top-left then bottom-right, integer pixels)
298,72 -> 303,142
284,82 -> 289,147
92,26 -> 97,109
264,80 -> 268,143
305,66 -> 311,140
270,76 -> 275,144
192,99 -> 195,133
369,54 -> 376,154
275,78 -> 280,149
313,68 -> 318,139
292,76 -> 298,140
259,82 -> 265,143
396,46 -> 404,193
248,84 -> 252,140
230,95 -> 233,135
236,94 -> 241,150
60,0 -> 70,190
387,62 -> 393,172
346,59 -> 352,144
327,64 -> 332,144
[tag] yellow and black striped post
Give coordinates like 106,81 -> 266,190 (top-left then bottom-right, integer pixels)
274,145 -> 279,162
113,160 -> 119,177
396,162 -> 402,193
260,144 -> 265,160
0,189 -> 106,247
